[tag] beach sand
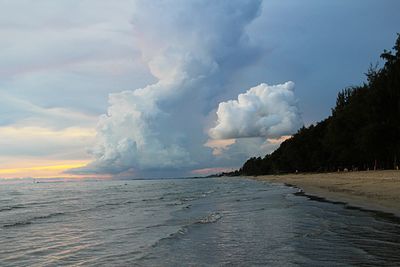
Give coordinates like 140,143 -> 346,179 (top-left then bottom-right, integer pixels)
252,170 -> 400,217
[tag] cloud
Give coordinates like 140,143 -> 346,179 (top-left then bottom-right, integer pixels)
69,0 -> 264,176
218,137 -> 281,159
209,81 -> 302,140
2,0 -> 399,179
204,139 -> 236,156
0,1 -> 148,173
0,92 -> 97,129
0,0 -> 152,115
0,126 -> 95,162
191,167 -> 235,176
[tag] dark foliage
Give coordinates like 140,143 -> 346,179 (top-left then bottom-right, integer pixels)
238,34 -> 400,176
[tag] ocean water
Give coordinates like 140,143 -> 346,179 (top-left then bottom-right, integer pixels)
1,177 -> 400,266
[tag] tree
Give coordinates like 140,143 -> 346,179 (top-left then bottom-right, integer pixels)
236,34 -> 400,176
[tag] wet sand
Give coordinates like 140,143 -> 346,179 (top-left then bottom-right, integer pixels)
252,170 -> 400,217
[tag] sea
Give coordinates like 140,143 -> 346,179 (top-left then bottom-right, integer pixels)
1,177 -> 400,266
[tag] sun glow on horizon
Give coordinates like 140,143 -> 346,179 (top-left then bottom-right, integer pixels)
0,160 -> 99,179
0,125 -> 100,179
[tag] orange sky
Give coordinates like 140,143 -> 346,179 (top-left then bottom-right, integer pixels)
0,126 -> 98,179
0,160 -> 92,179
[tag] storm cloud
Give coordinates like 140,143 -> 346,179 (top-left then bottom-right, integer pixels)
69,0 -> 271,176
0,0 -> 393,178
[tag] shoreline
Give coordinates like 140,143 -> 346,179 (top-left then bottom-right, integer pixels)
249,170 -> 400,217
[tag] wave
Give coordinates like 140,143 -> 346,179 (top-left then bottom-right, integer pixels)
196,212 -> 222,224
152,211 -> 223,245
142,197 -> 164,202
2,220 -> 32,228
3,212 -> 65,228
136,211 -> 224,263
147,226 -> 188,252
0,205 -> 26,212
96,200 -> 136,209
2,200 -> 57,209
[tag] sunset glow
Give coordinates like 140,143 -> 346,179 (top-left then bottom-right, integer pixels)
0,160 -> 92,179
1,0 -> 398,180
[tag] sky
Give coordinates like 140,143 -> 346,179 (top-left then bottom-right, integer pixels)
1,0 -> 399,179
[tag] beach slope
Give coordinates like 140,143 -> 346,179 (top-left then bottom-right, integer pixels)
253,170 -> 400,217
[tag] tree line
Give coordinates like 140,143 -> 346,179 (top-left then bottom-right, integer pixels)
235,34 -> 400,176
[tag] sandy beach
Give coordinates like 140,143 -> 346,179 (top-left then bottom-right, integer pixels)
252,170 -> 400,217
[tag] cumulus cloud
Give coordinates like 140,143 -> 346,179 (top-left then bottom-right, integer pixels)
209,81 -> 302,140
0,0 -> 163,176
69,0 -> 264,176
3,0 -> 397,179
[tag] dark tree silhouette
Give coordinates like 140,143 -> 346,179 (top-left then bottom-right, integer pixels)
236,34 -> 400,176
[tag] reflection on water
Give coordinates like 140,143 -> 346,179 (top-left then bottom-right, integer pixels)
0,177 -> 400,266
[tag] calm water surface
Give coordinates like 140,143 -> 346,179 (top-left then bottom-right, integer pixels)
1,177 -> 400,266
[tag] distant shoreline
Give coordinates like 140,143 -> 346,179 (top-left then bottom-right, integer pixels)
248,170 -> 400,217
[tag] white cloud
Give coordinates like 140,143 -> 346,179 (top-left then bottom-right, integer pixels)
209,81 -> 302,140
0,0 -> 303,177
69,0 -> 264,175
1,0 -> 397,178
0,0 -> 152,169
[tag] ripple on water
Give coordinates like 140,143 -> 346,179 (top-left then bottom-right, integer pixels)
1,178 -> 400,266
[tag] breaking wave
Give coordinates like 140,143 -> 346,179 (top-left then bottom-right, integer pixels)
3,212 -> 65,228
